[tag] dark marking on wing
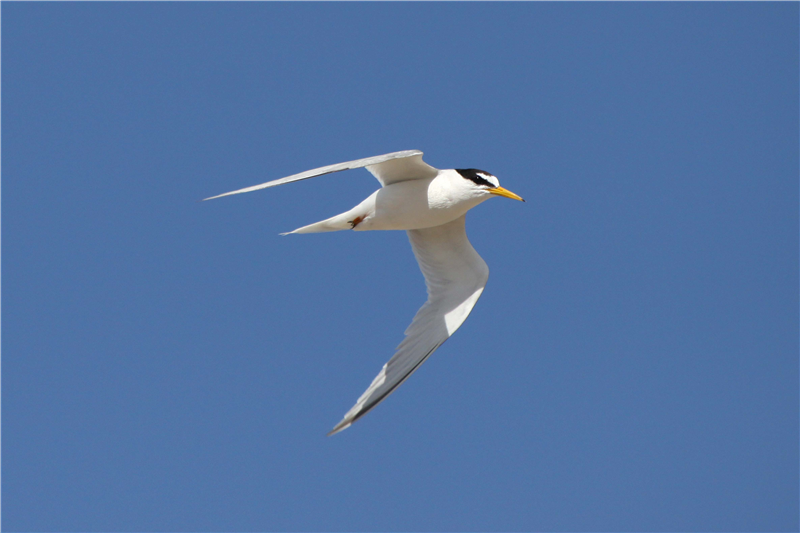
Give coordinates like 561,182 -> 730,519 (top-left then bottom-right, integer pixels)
349,341 -> 444,425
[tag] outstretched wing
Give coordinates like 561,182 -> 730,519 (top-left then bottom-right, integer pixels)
203,150 -> 438,201
328,215 -> 489,435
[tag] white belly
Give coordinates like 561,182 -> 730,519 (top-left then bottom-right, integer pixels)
355,178 -> 485,231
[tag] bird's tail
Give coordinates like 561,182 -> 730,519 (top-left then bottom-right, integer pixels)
281,212 -> 356,235
281,192 -> 376,236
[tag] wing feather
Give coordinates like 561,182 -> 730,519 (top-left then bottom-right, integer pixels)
328,215 -> 489,435
203,150 -> 437,201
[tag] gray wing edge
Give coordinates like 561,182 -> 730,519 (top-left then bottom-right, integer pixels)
326,340 -> 445,436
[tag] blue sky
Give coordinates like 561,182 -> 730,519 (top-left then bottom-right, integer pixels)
3,3 -> 797,531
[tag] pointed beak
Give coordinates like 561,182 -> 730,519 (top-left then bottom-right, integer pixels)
489,186 -> 525,202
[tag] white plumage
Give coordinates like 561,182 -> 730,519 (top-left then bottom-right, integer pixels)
204,150 -> 523,434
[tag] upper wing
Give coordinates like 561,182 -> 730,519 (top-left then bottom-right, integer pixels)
364,151 -> 438,186
203,150 -> 438,201
328,215 -> 489,435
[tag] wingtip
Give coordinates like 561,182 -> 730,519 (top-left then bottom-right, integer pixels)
327,420 -> 351,436
201,192 -> 228,202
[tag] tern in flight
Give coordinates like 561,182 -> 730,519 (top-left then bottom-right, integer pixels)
205,150 -> 524,435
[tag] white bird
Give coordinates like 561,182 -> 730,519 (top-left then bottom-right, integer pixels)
205,150 -> 524,435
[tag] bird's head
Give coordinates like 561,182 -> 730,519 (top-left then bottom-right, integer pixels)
455,168 -> 525,202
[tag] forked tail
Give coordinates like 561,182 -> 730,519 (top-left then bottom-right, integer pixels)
281,212 -> 358,235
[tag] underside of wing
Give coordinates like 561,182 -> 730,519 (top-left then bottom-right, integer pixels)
328,215 -> 489,435
203,150 -> 436,201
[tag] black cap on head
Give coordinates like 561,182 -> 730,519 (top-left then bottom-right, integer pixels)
455,168 -> 496,188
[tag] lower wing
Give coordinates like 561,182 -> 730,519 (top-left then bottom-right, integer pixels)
328,215 -> 489,435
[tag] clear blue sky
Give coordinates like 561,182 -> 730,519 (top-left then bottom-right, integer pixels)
3,3 -> 797,531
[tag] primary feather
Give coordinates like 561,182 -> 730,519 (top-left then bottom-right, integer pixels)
203,150 -> 435,201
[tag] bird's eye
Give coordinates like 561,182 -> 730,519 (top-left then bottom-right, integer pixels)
477,173 -> 500,188
455,168 -> 498,188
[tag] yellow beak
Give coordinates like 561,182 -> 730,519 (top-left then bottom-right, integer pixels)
489,186 -> 525,202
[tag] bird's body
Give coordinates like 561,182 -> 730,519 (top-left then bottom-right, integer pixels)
289,171 -> 493,234
205,150 -> 523,434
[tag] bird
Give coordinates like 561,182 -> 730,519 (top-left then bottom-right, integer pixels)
204,150 -> 524,435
